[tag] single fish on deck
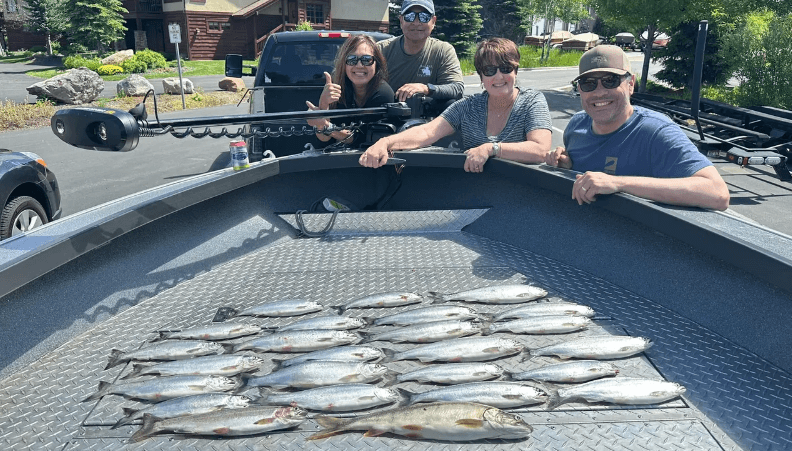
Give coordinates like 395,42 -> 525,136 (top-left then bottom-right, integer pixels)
244,361 -> 394,389
397,363 -> 504,384
508,360 -> 619,383
528,336 -> 653,360
493,302 -> 595,321
486,315 -> 591,335
362,319 -> 482,343
259,383 -> 401,412
546,376 -> 686,409
400,382 -> 547,409
129,406 -> 306,442
232,330 -> 360,353
428,284 -> 547,304
155,323 -> 263,341
334,292 -> 424,313
112,393 -> 257,429
226,300 -> 324,317
384,336 -> 524,363
271,345 -> 390,369
122,354 -> 265,379
373,305 -> 481,326
82,375 -> 241,403
308,402 -> 533,441
105,340 -> 230,370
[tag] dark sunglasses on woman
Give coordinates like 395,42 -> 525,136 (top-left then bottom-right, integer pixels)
482,64 -> 517,77
402,11 -> 433,23
345,55 -> 375,66
575,73 -> 631,92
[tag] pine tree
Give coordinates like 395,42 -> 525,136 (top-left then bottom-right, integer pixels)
23,0 -> 67,55
433,0 -> 483,59
477,0 -> 523,43
66,0 -> 127,54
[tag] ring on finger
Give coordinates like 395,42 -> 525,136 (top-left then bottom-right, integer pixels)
581,186 -> 587,192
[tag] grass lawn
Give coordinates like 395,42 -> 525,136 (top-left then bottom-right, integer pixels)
23,59 -> 258,81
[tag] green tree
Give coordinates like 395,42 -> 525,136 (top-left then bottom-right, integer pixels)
66,0 -> 127,54
388,3 -> 401,36
23,0 -> 66,55
653,20 -> 730,89
720,10 -> 792,109
433,0 -> 483,59
478,0 -> 524,43
518,0 -> 590,61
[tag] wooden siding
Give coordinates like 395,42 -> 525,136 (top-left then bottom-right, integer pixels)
186,11 -> 252,60
330,18 -> 388,33
2,21 -> 48,51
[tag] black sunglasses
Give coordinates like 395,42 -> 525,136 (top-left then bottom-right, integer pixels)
482,64 -> 517,77
575,73 -> 630,92
402,11 -> 433,23
345,54 -> 375,66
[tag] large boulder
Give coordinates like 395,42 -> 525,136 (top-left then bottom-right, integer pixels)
117,74 -> 155,96
101,50 -> 135,66
162,77 -> 194,94
219,77 -> 245,92
26,67 -> 104,104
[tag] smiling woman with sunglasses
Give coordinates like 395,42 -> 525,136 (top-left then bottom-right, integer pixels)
306,35 -> 394,145
544,45 -> 729,211
360,38 -> 553,172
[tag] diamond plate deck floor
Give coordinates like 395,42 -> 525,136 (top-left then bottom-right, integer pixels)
1,212 -> 790,451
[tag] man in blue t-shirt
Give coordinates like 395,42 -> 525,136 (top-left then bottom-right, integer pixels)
545,45 -> 729,210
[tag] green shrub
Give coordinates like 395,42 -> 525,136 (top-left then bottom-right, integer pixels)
122,56 -> 148,73
97,64 -> 123,75
295,21 -> 314,31
135,49 -> 167,69
63,55 -> 88,69
84,58 -> 102,72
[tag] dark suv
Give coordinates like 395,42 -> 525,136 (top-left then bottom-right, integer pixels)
0,149 -> 61,240
227,30 -> 393,160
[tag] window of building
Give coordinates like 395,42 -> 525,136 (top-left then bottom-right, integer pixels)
7,0 -> 18,13
221,22 -> 231,31
306,4 -> 324,24
208,21 -> 220,31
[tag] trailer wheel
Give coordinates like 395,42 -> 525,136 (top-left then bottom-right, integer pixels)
0,196 -> 49,239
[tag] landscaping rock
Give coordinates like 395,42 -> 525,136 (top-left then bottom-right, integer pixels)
117,74 -> 155,96
102,50 -> 135,66
219,77 -> 246,92
162,77 -> 194,94
26,67 -> 104,104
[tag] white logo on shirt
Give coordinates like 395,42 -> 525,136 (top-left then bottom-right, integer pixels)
418,65 -> 432,77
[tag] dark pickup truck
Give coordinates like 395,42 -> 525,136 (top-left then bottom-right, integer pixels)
226,30 -> 394,160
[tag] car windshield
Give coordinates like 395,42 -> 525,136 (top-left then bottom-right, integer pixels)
263,42 -> 343,85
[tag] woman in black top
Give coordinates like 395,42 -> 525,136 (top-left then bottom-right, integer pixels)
306,35 -> 394,145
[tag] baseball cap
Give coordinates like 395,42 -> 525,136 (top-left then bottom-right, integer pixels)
574,45 -> 631,81
401,0 -> 434,15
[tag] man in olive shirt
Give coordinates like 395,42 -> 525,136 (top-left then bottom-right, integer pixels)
377,0 -> 464,107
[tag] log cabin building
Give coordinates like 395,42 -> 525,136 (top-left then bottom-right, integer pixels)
123,0 -> 389,60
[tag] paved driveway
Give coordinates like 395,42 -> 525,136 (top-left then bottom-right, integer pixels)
0,59 -> 253,104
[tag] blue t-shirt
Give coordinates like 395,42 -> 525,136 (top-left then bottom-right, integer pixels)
563,106 -> 712,177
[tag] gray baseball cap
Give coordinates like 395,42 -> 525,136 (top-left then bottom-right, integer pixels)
401,0 -> 434,15
574,45 -> 632,81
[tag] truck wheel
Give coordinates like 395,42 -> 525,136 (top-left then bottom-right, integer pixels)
0,196 -> 49,239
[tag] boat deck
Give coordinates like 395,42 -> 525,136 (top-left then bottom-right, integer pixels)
2,208 -> 789,450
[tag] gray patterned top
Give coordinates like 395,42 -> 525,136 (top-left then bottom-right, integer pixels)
440,87 -> 552,150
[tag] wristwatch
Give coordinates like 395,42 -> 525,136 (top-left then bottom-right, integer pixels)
491,142 -> 501,158
427,83 -> 437,97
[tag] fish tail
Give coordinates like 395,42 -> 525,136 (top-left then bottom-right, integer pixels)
149,331 -> 168,342
122,364 -> 146,379
330,306 -> 344,314
111,408 -> 139,429
519,348 -> 533,363
396,387 -> 414,405
357,331 -> 374,344
545,389 -> 565,410
381,370 -> 400,386
477,312 -> 494,322
271,358 -> 286,370
128,413 -> 162,443
255,387 -> 272,401
501,371 -> 514,381
220,343 -> 236,354
104,349 -> 125,370
379,347 -> 398,363
225,308 -> 240,318
308,415 -> 350,439
81,381 -> 111,403
360,317 -> 375,326
426,292 -> 446,303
